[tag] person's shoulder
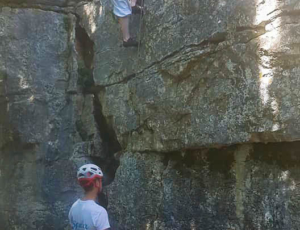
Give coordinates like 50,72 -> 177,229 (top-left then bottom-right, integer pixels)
70,199 -> 80,209
90,202 -> 108,213
89,203 -> 109,219
69,199 -> 80,217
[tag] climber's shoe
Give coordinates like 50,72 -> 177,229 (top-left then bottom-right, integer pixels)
123,37 -> 139,48
132,5 -> 144,15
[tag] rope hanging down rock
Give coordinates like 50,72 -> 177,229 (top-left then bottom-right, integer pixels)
137,0 -> 144,57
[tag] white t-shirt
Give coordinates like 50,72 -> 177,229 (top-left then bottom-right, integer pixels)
112,0 -> 132,17
69,199 -> 110,230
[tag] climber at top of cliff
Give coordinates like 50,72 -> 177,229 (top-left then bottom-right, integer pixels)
69,164 -> 110,230
112,0 -> 144,48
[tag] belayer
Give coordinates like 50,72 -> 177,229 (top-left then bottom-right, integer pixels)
112,0 -> 144,47
69,164 -> 110,230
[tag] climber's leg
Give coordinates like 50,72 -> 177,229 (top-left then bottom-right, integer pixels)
119,16 -> 130,42
118,16 -> 139,47
112,0 -> 139,47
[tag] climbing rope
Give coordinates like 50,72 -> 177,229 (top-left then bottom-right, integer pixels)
137,0 -> 144,57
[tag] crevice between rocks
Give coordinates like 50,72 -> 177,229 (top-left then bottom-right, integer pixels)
75,21 -> 122,187
92,95 -> 122,186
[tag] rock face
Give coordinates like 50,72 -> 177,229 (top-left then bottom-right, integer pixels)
83,0 -> 300,152
0,7 -> 80,230
109,144 -> 300,230
0,5 -> 118,229
1,0 -> 300,229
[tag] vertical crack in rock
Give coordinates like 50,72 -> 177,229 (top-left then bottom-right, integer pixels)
92,95 -> 122,186
75,21 -> 94,90
75,21 -> 121,187
0,71 -> 9,150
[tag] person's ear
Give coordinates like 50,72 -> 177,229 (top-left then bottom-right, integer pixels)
95,179 -> 102,188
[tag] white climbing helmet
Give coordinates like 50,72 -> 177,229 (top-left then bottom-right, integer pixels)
77,164 -> 104,184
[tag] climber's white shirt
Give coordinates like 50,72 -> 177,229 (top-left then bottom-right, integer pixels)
112,0 -> 132,17
69,199 -> 110,230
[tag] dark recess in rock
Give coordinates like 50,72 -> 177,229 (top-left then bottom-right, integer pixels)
74,20 -> 121,186
76,21 -> 95,90
251,142 -> 300,170
162,147 -> 235,176
92,96 -> 121,186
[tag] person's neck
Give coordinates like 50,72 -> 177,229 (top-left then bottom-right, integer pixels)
82,191 -> 97,201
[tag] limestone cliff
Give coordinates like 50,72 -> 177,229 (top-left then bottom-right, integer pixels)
1,0 -> 300,229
